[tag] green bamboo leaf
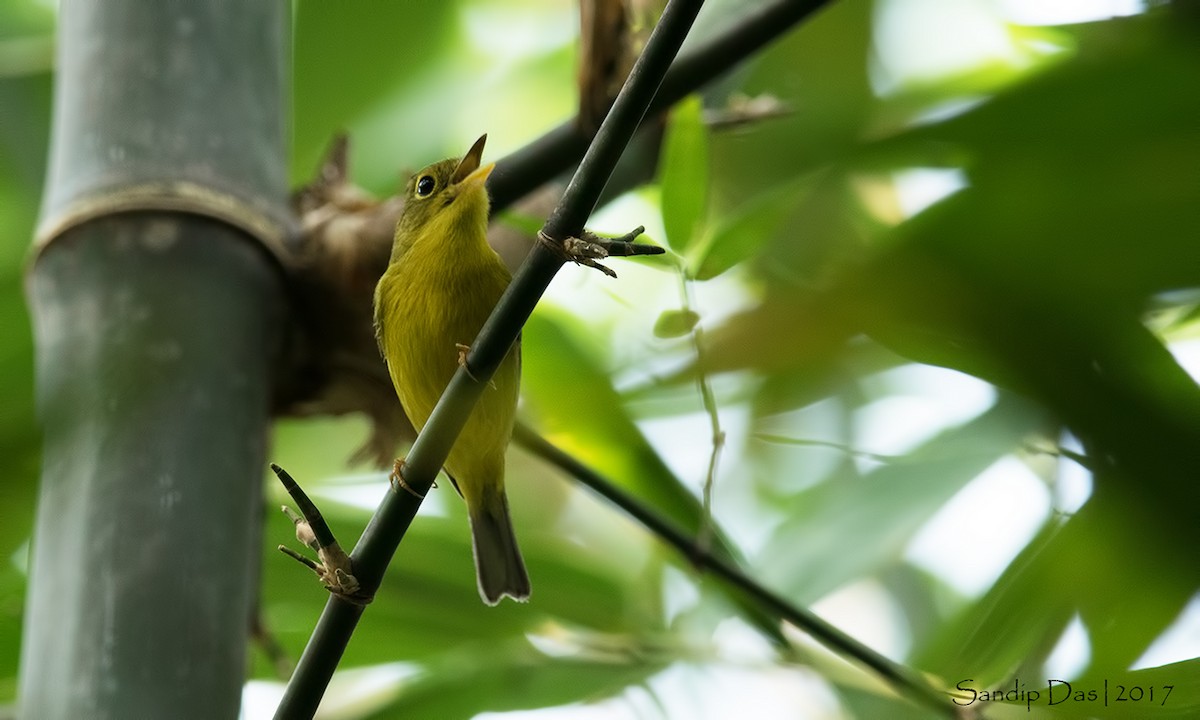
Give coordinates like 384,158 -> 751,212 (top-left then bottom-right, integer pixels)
953,658 -> 1200,718
521,309 -> 714,537
913,484 -> 1197,692
755,393 -> 1050,605
652,308 -> 699,338
373,646 -> 667,720
911,519 -> 1073,689
658,95 -> 709,253
867,27 -> 1200,304
1029,659 -> 1200,719
520,308 -> 786,645
689,175 -> 811,280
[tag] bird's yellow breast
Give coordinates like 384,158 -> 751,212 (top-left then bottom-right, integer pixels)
374,220 -> 519,493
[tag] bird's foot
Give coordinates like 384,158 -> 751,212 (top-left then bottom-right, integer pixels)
454,343 -> 496,388
455,343 -> 484,384
540,225 -> 659,278
389,457 -> 426,499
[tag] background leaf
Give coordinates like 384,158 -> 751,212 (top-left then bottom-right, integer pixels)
658,95 -> 710,254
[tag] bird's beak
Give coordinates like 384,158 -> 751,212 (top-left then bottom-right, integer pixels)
451,134 -> 494,189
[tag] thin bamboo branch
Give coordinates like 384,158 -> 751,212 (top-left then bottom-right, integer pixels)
273,2 -> 707,717
488,0 -> 836,213
511,424 -> 958,718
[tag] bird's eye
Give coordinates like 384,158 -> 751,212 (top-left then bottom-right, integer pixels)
415,175 -> 436,197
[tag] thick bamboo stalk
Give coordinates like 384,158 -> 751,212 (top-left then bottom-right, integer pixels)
21,1 -> 289,717
24,216 -> 283,718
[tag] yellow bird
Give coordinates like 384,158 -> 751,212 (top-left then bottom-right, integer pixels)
373,135 -> 529,605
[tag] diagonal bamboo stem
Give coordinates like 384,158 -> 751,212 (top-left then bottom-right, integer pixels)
512,424 -> 957,718
274,2 -> 708,716
488,0 -> 836,213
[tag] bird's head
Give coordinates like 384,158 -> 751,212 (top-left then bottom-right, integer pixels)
394,134 -> 494,252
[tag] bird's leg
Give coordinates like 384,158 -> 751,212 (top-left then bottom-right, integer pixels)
561,232 -> 617,278
455,343 -> 474,378
390,457 -> 425,499
455,343 -> 496,388
540,225 -> 660,278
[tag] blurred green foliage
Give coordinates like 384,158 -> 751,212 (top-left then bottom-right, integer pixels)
0,0 -> 53,703
4,0 -> 1200,717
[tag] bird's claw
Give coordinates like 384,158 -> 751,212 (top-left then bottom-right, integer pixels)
454,343 -> 496,388
390,457 -> 426,499
540,226 -> 657,278
563,234 -> 618,278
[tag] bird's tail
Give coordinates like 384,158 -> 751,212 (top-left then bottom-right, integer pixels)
468,490 -> 531,605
